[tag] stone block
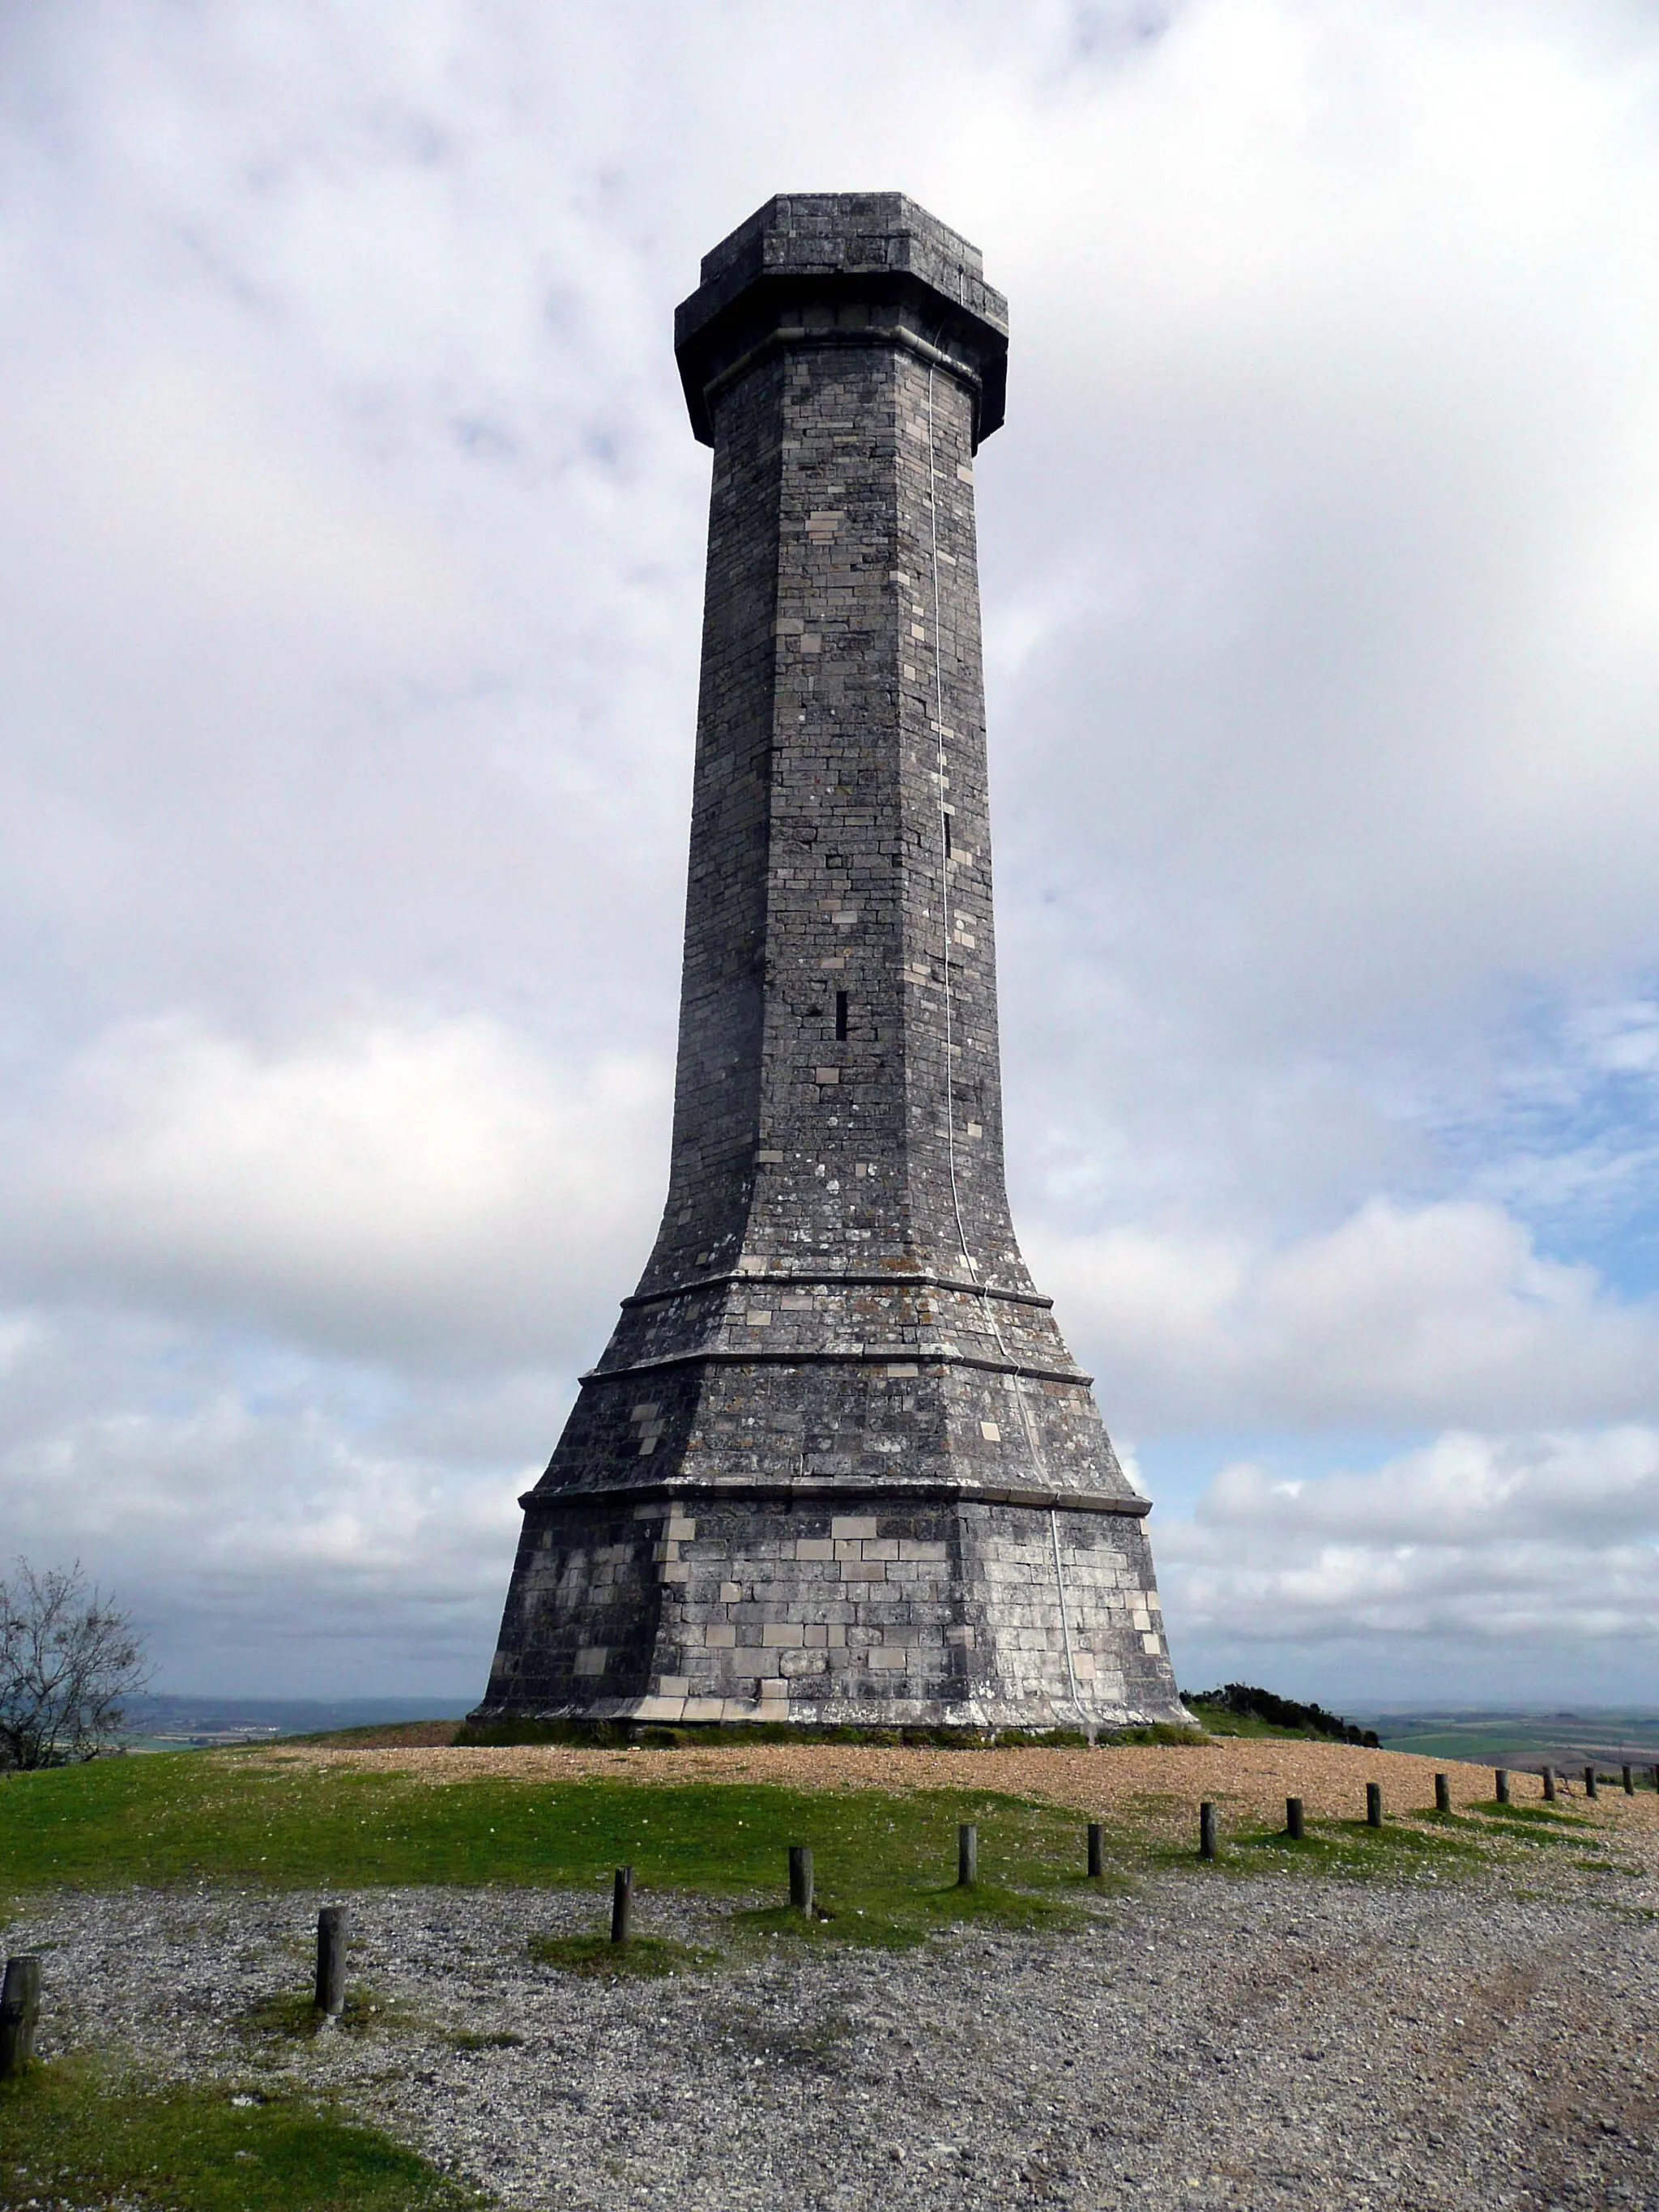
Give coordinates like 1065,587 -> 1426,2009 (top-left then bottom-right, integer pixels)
632,1696 -> 687,1721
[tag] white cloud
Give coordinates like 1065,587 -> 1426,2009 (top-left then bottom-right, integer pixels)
1035,1197 -> 1659,1431
0,1012 -> 668,1362
1160,1426 -> 1659,1659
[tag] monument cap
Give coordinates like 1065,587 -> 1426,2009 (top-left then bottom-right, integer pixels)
674,191 -> 1009,449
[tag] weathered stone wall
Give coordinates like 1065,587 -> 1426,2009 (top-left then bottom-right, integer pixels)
476,194 -> 1187,1732
484,1493 -> 1174,1728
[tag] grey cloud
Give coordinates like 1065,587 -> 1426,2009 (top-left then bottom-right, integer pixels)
0,1304 -> 536,1694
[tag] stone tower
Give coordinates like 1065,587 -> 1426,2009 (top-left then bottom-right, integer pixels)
475,194 -> 1184,1732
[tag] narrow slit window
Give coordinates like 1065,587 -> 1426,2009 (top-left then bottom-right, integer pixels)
942,813 -> 953,857
834,990 -> 849,1041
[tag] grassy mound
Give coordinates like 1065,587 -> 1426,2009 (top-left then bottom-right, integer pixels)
0,2058 -> 479,2211
527,1931 -> 717,1978
0,1754 -> 1104,1928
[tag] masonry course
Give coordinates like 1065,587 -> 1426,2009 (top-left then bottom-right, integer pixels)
475,192 -> 1186,1732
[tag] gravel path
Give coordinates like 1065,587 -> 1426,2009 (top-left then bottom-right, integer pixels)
13,1841 -> 1659,2210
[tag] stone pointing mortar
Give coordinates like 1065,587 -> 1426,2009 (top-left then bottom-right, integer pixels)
479,192 -> 1183,1735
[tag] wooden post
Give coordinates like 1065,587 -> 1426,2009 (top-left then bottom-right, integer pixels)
314,1907 -> 348,2016
1495,1769 -> 1509,1804
1542,1766 -> 1556,1802
0,1957 -> 41,2081
1623,1765 -> 1636,1796
1286,1796 -> 1305,1841
957,1822 -> 978,1887
1087,1822 -> 1105,1878
1199,1801 -> 1218,1861
1652,1764 -> 1659,1796
611,1865 -> 633,1945
788,1844 -> 813,1917
1584,1766 -> 1598,1801
1434,1773 -> 1451,1813
1367,1782 -> 1383,1828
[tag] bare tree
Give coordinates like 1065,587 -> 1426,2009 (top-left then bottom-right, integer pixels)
0,1560 -> 152,1770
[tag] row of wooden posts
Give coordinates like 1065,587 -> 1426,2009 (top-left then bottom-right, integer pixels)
599,1758 -> 1653,1946
1,1761 -> 1649,2069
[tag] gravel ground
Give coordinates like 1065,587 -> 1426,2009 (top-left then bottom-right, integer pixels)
261,1739 -> 1618,1831
13,1829 -> 1659,2211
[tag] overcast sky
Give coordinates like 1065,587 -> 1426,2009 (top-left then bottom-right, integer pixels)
6,0 -> 1659,1709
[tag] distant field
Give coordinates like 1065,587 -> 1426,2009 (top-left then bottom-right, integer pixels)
119,1695 -> 470,1754
1371,1710 -> 1659,1770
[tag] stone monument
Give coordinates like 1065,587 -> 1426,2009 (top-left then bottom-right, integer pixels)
474,194 -> 1185,1731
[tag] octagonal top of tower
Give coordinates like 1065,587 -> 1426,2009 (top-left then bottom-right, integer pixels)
675,193 -> 1009,450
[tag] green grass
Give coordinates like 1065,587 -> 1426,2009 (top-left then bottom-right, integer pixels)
1182,1705 -> 1354,1744
241,1983 -> 412,2041
1465,1801 -> 1593,1844
735,1872 -> 1094,1950
527,1931 -> 718,1978
0,1748 -> 1624,1958
0,1754 -> 1102,1934
1175,1810 -> 1491,1883
0,2057 -> 481,2212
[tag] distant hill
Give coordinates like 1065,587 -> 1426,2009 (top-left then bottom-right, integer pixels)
1357,1707 -> 1659,1771
121,1694 -> 469,1750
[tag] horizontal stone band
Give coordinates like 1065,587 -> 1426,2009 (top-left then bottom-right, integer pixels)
518,1476 -> 1154,1519
582,1345 -> 1092,1387
621,1268 -> 1055,1313
698,320 -> 987,423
